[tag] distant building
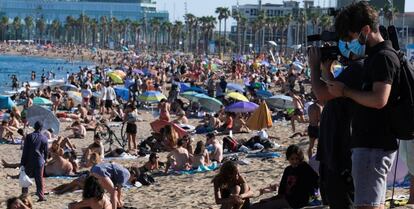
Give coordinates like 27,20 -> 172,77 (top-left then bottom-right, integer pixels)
337,0 -> 405,12
230,0 -> 331,53
0,0 -> 169,22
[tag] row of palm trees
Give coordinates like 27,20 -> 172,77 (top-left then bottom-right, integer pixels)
0,3 -> 397,55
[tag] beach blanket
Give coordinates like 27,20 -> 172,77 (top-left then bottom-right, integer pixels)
0,138 -> 22,145
171,162 -> 220,175
246,152 -> 281,158
47,175 -> 78,180
104,153 -> 138,161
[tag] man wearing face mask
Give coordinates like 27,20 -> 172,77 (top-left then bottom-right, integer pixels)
308,39 -> 364,208
327,2 -> 401,209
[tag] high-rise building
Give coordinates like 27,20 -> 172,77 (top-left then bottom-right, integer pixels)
0,0 -> 169,22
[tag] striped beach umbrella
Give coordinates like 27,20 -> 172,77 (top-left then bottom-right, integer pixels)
138,91 -> 166,103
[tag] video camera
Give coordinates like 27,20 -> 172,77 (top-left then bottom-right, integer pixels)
307,31 -> 340,61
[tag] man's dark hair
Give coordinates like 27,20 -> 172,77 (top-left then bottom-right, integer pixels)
335,1 -> 379,40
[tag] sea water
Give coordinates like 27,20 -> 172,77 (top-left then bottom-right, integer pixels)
0,55 -> 92,93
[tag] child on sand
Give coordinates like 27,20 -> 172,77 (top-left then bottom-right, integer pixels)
191,141 -> 210,169
251,145 -> 319,209
212,161 -> 254,209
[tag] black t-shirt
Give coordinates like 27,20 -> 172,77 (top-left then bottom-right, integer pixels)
316,60 -> 364,172
351,41 -> 400,150
278,162 -> 318,208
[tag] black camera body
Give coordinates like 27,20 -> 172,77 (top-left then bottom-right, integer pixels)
307,31 -> 340,61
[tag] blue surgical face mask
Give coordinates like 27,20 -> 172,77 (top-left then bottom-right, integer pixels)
348,31 -> 368,58
338,40 -> 351,58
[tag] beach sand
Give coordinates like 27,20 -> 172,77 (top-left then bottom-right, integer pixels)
0,109 -> 411,209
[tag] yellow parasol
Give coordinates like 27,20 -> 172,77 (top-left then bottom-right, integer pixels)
113,70 -> 126,79
108,72 -> 124,84
246,101 -> 273,130
227,92 -> 249,102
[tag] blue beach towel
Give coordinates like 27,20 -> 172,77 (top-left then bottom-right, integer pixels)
171,162 -> 220,175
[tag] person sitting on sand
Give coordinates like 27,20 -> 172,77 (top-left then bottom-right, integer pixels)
45,147 -> 73,176
172,110 -> 188,124
77,104 -> 88,120
218,113 -> 234,133
11,106 -> 21,120
82,134 -> 104,164
161,125 -> 178,151
191,141 -> 210,169
140,153 -> 160,173
164,138 -> 191,173
252,145 -> 318,209
8,112 -> 20,131
66,121 -> 86,139
232,113 -> 250,133
68,176 -> 112,209
0,120 -> 15,143
206,132 -> 223,163
6,194 -> 33,209
212,161 -> 254,209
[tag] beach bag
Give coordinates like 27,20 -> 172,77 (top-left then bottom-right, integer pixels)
19,166 -> 33,188
381,49 -> 414,140
223,136 -> 239,152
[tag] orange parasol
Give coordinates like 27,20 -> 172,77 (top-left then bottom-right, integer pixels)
246,101 -> 273,130
150,119 -> 188,138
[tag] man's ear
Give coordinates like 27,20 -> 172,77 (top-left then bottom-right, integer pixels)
362,25 -> 371,35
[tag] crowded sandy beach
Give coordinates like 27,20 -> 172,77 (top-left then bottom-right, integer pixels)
1,1 -> 414,209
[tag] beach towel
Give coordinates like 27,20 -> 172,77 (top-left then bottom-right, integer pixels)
171,162 -> 220,175
47,176 -> 78,180
246,152 -> 281,158
104,153 -> 138,161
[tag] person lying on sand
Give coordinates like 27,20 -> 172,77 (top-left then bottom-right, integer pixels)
6,194 -> 33,209
68,176 -> 112,209
212,161 -> 254,209
164,138 -> 191,174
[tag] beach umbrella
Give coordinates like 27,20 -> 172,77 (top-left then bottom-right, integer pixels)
180,91 -> 199,101
33,97 -> 52,106
114,87 -> 129,101
198,97 -> 223,112
246,101 -> 273,130
261,60 -> 270,67
132,69 -> 144,75
266,95 -> 294,109
183,86 -> 206,94
268,41 -> 277,47
108,72 -> 124,84
113,70 -> 126,79
179,83 -> 191,91
138,91 -> 166,103
256,90 -> 273,98
225,102 -> 259,113
0,96 -> 15,110
150,119 -> 188,138
66,91 -> 82,105
226,83 -> 245,93
227,92 -> 249,102
60,84 -> 79,92
26,105 -> 60,133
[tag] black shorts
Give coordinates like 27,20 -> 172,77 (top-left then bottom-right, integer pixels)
126,123 -> 137,134
105,100 -> 113,108
308,125 -> 319,139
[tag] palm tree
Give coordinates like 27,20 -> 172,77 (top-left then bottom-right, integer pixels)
253,11 -> 265,52
65,16 -> 75,43
309,12 -> 320,35
100,16 -> 108,48
384,3 -> 398,26
215,7 -> 226,55
239,15 -> 248,54
36,17 -> 46,43
131,20 -> 142,49
184,13 -> 196,53
90,18 -> 98,46
283,14 -> 293,53
221,7 -> 231,55
320,15 -> 333,31
298,10 -> 307,49
51,19 -> 60,43
232,10 -> 241,54
171,21 -> 184,51
150,18 -> 161,51
0,16 -> 8,41
24,16 -> 33,40
161,21 -> 172,50
12,17 -> 21,40
199,16 -> 216,54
